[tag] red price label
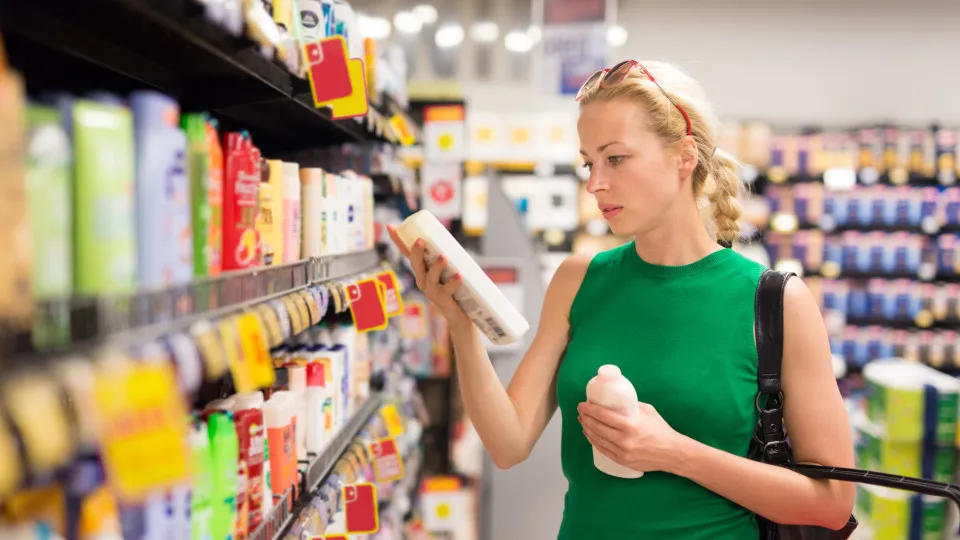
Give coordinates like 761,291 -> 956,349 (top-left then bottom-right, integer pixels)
347,279 -> 389,333
343,483 -> 379,534
376,270 -> 404,317
400,302 -> 427,339
430,180 -> 453,203
369,437 -> 405,483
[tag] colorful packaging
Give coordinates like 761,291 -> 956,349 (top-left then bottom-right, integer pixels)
206,120 -> 224,276
206,411 -> 238,540
189,420 -> 214,540
71,99 -> 138,294
264,392 -> 295,510
234,407 -> 265,536
282,162 -> 301,262
257,159 -> 283,266
182,114 -> 212,277
222,133 -> 261,270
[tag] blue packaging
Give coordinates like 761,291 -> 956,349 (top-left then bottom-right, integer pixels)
867,232 -> 885,273
848,287 -> 869,319
130,91 -> 193,288
866,279 -> 886,319
841,233 -> 860,273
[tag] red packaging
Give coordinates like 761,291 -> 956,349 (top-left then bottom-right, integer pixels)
222,133 -> 261,270
234,408 -> 266,535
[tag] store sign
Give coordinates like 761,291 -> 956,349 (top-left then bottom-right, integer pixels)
542,0 -> 607,25
541,26 -> 608,96
423,105 -> 466,161
421,162 -> 462,220
467,111 -> 506,162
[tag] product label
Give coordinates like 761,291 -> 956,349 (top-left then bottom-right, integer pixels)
376,270 -> 404,317
346,278 -> 389,332
343,483 -> 379,534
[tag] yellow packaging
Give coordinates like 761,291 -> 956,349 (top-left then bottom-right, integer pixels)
3,371 -> 72,475
2,484 -> 65,534
257,160 -> 284,266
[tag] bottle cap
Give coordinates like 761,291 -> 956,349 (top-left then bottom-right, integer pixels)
598,365 -> 621,377
306,363 -> 325,387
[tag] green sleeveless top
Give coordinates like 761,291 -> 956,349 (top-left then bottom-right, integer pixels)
556,241 -> 766,539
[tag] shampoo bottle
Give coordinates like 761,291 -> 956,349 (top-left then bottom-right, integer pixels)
585,365 -> 643,479
189,420 -> 213,540
206,411 -> 238,540
182,114 -> 212,277
257,159 -> 283,266
282,162 -> 301,262
222,132 -> 261,270
206,119 -> 224,276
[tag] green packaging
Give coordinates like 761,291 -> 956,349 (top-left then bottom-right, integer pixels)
921,495 -> 946,540
207,411 -> 238,540
182,114 -> 211,277
190,419 -> 214,540
71,100 -> 137,294
25,105 -> 72,348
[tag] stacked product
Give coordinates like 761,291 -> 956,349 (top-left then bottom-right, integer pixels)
852,360 -> 960,538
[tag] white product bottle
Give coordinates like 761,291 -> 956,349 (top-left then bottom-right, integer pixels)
585,365 -> 644,479
300,168 -> 324,257
304,362 -> 327,454
282,162 -> 301,262
396,210 -> 530,345
287,364 -> 307,458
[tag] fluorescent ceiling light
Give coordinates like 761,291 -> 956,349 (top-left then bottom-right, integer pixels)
413,4 -> 439,25
394,10 -> 422,33
527,25 -> 542,44
504,31 -> 532,53
470,21 -> 499,43
606,25 -> 628,47
358,14 -> 391,40
435,24 -> 465,48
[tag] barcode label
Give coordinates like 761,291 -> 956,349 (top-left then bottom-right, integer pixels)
485,317 -> 506,339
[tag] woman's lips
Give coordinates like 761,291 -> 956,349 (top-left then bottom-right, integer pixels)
600,206 -> 623,220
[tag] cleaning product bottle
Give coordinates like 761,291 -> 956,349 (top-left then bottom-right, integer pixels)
257,159 -> 284,266
396,210 -> 530,346
71,99 -> 138,294
585,365 -> 643,479
206,411 -> 238,540
222,132 -> 261,271
206,119 -> 224,276
282,162 -> 301,262
182,114 -> 212,277
25,104 -> 72,349
130,91 -> 192,287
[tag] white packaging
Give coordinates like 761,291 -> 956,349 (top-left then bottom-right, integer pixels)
282,162 -> 301,262
363,175 -> 374,249
305,361 -> 327,453
585,365 -> 643,478
300,168 -> 324,257
396,210 -> 530,345
298,0 -> 325,42
287,364 -> 307,458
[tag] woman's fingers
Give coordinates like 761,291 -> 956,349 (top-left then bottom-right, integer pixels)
582,422 -> 620,462
424,255 -> 447,294
409,238 -> 428,288
440,273 -> 462,298
386,225 -> 411,258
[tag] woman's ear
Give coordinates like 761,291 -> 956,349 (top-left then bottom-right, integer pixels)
677,137 -> 699,176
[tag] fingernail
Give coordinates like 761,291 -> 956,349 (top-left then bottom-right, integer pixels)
417,239 -> 425,247
438,254 -> 445,262
455,273 -> 462,282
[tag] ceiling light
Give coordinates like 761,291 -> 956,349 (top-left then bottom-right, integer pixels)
394,10 -> 422,33
412,4 -> 439,25
527,25 -> 542,44
357,14 -> 391,40
469,21 -> 499,43
435,24 -> 465,49
504,31 -> 532,53
606,25 -> 628,48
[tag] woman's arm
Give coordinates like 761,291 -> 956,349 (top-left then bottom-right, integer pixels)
579,277 -> 855,529
388,226 -> 590,470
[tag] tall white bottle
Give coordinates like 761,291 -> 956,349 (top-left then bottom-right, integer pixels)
585,365 -> 644,479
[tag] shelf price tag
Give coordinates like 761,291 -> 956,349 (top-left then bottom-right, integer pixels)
380,404 -> 405,438
236,313 -> 274,389
93,360 -> 190,502
347,279 -> 388,333
376,270 -> 404,318
219,318 -> 255,393
400,302 -> 427,339
369,437 -> 405,483
299,290 -> 320,324
343,483 -> 379,533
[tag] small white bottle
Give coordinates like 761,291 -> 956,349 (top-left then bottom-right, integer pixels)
585,365 -> 644,479
287,365 -> 307,459
395,210 -> 530,345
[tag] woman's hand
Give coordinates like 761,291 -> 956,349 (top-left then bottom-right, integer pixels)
386,224 -> 473,332
577,401 -> 689,475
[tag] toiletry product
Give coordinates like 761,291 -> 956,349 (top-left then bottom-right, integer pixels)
223,132 -> 261,270
25,105 -> 72,348
300,168 -> 325,257
287,364 -> 307,458
72,99 -> 138,294
189,419 -> 214,540
332,0 -> 361,59
206,411 -> 239,540
298,0 -> 328,43
282,162 -> 301,262
305,362 -> 328,453
264,392 -> 295,509
396,210 -> 530,345
585,365 -> 643,478
234,407 -> 265,535
183,114 -> 212,277
207,120 -> 224,276
131,91 -> 192,287
257,159 -> 284,265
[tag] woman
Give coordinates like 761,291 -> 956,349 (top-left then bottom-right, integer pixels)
388,60 -> 855,539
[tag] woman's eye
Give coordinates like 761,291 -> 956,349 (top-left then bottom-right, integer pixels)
581,162 -> 593,171
607,156 -> 624,167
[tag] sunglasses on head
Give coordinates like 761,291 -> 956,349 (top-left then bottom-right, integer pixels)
575,60 -> 693,137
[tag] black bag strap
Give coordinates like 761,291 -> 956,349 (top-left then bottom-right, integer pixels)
753,269 -> 795,466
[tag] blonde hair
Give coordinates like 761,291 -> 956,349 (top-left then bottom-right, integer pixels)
577,61 -> 743,245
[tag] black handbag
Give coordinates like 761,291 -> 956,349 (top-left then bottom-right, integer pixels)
749,270 -> 859,539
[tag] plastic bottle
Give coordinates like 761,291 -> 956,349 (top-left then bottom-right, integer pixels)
206,119 -> 224,276
257,159 -> 283,266
182,114 -> 212,277
300,168 -> 324,258
304,362 -> 327,454
396,210 -> 530,345
585,365 -> 643,479
206,411 -> 238,540
286,364 -> 307,459
188,420 -> 213,540
282,162 -> 301,262
222,132 -> 261,270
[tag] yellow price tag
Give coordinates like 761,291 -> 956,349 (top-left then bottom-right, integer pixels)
255,304 -> 283,349
191,320 -> 228,381
369,437 -> 405,483
299,290 -> 320,325
93,361 -> 190,502
380,404 -> 405,438
294,293 -> 312,330
219,318 -> 254,393
281,295 -> 304,336
236,313 -> 275,389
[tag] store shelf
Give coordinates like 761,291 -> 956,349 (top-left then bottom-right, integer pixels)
272,395 -> 383,540
25,250 -> 379,353
0,0 -> 396,153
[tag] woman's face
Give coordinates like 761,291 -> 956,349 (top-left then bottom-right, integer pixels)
577,98 -> 687,237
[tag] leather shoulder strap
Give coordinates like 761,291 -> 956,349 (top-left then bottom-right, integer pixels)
754,269 -> 794,397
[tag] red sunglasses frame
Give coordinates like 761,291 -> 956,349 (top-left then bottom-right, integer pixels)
576,60 -> 693,137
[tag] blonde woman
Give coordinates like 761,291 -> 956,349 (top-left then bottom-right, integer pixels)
388,60 -> 854,539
